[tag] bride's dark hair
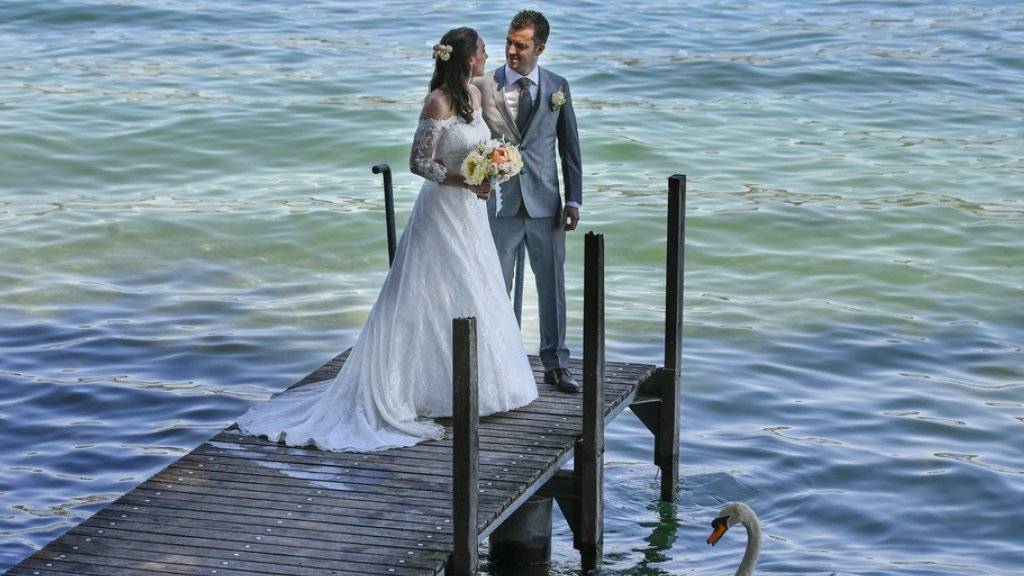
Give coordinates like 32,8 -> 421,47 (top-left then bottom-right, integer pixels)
429,27 -> 478,124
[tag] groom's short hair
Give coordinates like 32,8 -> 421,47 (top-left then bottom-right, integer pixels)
511,10 -> 550,46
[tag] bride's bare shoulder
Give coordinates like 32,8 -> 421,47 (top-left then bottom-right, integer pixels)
420,89 -> 453,121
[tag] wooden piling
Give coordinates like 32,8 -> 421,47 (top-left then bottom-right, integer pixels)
452,317 -> 479,576
580,232 -> 605,571
658,174 -> 685,501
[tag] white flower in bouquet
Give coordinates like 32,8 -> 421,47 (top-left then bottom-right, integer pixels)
461,145 -> 490,186
460,139 -> 523,211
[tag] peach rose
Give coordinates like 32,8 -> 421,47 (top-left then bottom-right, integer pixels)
490,148 -> 509,165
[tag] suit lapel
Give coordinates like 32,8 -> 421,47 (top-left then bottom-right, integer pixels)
493,67 -> 521,140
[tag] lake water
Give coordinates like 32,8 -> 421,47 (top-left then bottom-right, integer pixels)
1,1 -> 1022,574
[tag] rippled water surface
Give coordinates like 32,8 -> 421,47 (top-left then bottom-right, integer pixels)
2,1 -> 1022,574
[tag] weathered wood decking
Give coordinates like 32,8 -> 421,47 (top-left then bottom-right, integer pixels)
6,352 -> 657,576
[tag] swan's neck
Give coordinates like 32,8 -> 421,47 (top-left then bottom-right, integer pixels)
735,516 -> 761,576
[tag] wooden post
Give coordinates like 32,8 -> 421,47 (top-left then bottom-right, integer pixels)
580,232 -> 605,572
658,174 -> 685,501
372,163 -> 397,266
452,317 -> 479,576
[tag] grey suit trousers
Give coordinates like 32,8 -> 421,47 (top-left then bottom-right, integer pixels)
490,211 -> 569,370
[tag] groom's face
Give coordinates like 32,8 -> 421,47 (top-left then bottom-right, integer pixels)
505,26 -> 545,75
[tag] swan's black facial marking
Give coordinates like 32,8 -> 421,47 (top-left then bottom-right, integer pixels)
707,515 -> 730,545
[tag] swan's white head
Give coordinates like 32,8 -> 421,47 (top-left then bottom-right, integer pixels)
707,501 -> 757,546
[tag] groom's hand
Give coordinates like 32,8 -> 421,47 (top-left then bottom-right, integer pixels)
562,206 -> 580,231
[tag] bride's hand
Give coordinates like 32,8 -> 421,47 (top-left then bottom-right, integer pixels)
467,182 -> 490,200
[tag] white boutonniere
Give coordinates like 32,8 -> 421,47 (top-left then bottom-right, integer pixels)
550,89 -> 567,111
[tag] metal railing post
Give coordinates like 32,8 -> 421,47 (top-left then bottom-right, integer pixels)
372,163 -> 397,266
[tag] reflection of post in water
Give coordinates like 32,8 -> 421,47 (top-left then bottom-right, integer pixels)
637,499 -> 681,571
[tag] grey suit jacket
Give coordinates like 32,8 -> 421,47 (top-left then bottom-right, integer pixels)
473,66 -> 582,218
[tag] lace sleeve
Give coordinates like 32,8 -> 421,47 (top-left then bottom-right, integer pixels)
409,118 -> 450,184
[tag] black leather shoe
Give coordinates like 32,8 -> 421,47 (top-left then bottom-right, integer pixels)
545,368 -> 580,394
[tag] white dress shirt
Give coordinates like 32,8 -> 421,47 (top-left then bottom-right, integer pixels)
503,64 -> 540,112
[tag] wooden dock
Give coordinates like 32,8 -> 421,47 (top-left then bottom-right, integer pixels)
5,174 -> 686,576
6,353 -> 657,576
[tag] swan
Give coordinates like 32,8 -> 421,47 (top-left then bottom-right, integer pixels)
707,501 -> 761,576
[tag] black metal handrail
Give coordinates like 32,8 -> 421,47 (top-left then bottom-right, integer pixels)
372,163 -> 397,266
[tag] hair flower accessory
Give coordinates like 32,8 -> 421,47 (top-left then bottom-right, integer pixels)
432,43 -> 453,62
550,89 -> 567,111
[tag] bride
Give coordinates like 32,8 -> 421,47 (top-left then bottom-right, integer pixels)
236,27 -> 538,452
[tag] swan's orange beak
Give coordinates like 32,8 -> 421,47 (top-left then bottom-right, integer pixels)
707,516 -> 729,545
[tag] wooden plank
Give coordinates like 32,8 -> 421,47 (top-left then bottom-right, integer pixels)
163,454 -> 526,499
8,566 -> 97,576
141,463 -> 516,504
171,451 -> 531,491
202,440 -> 548,484
16,556 -> 192,576
146,462 -> 508,511
54,531 -> 442,574
114,493 -> 461,538
207,438 -> 557,483
118,479 -> 475,531
34,540 -> 431,576
100,501 -> 460,553
191,442 -> 540,483
214,432 -> 559,469
96,502 -> 460,561
127,485 -> 457,529
78,514 -> 451,560
95,503 -> 456,552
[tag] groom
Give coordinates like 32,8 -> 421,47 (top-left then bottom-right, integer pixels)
474,10 -> 583,393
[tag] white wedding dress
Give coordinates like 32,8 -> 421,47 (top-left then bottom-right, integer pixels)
236,108 -> 538,452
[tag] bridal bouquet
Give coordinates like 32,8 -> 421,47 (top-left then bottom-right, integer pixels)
460,139 -> 523,212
